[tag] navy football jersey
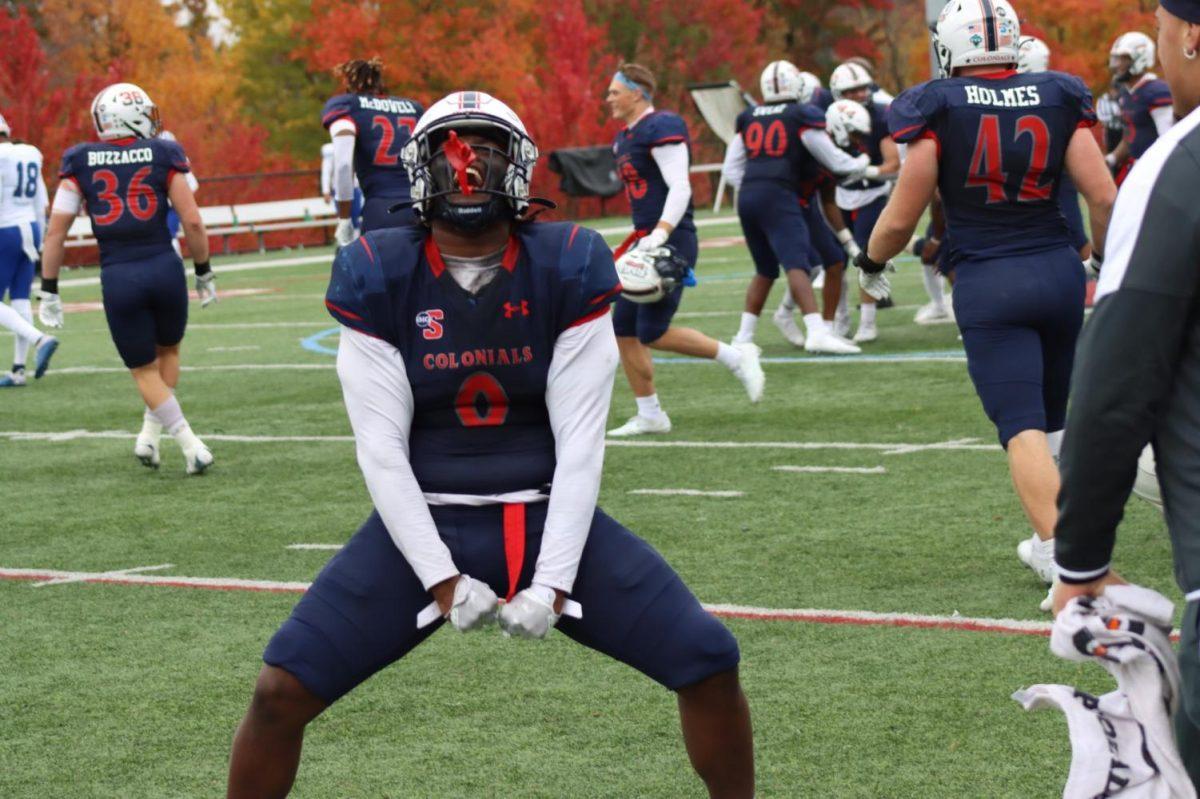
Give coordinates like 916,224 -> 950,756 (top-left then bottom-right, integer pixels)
59,137 -> 189,267
889,69 -> 1096,263
734,102 -> 828,194
1119,77 -> 1172,159
841,100 -> 891,192
612,111 -> 696,234
321,93 -> 425,201
325,222 -> 620,495
811,87 -> 835,111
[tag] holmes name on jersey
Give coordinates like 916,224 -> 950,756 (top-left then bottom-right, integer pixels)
964,85 -> 1042,109
86,148 -> 154,166
422,346 -> 536,372
357,97 -> 420,115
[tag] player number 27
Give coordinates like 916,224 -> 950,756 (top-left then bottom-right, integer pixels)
965,114 -> 1054,203
371,115 -> 417,166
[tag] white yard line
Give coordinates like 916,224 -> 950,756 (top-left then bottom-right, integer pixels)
0,430 -> 998,452
628,489 -> 745,498
30,563 -> 174,588
286,544 -> 345,551
60,254 -> 333,288
0,565 -> 1063,638
772,466 -> 886,475
206,345 -> 261,353
51,364 -> 336,375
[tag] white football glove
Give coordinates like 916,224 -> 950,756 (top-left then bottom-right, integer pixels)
835,228 -> 862,261
195,271 -> 218,308
447,575 -> 499,632
37,291 -> 64,328
634,227 -> 669,252
335,218 -> 359,248
852,251 -> 895,302
498,584 -> 561,640
1084,254 -> 1102,279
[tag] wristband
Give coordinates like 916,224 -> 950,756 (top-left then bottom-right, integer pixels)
1104,152 -> 1117,168
853,250 -> 887,275
41,277 -> 58,294
194,261 -> 212,277
835,228 -> 854,246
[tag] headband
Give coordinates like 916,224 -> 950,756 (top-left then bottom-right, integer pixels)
1162,0 -> 1200,23
614,71 -> 652,101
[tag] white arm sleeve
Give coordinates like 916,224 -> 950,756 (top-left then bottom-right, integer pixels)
336,327 -> 459,590
1151,105 -> 1175,137
321,147 -> 333,196
331,132 -> 357,203
533,313 -> 620,593
51,181 -> 83,216
801,129 -> 870,176
649,142 -> 692,229
35,172 -> 48,234
722,136 -> 747,191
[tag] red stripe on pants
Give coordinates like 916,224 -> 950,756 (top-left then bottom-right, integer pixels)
502,504 -> 526,601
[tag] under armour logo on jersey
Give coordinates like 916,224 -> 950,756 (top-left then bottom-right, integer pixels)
503,300 -> 530,319
416,309 -> 445,340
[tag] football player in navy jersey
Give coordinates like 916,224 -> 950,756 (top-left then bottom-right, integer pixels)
226,92 -> 754,799
321,58 -> 425,246
856,0 -> 1116,604
828,61 -> 903,342
1017,36 -> 1093,261
39,83 -> 215,474
605,63 -> 764,437
1106,32 -> 1174,184
723,60 -> 877,355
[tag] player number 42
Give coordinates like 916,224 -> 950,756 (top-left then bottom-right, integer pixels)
965,113 -> 1054,203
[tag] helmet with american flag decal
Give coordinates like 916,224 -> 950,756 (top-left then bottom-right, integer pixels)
932,0 -> 1021,77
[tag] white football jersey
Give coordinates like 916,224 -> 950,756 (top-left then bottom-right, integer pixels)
0,141 -> 46,228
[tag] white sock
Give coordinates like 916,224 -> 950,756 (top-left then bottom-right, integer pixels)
140,406 -> 163,438
802,313 -> 828,336
922,265 -> 946,308
0,302 -> 42,345
635,394 -> 663,419
715,341 -> 743,371
836,274 -> 850,321
778,291 -> 797,313
151,396 -> 202,451
860,302 -> 877,328
1047,429 -> 1064,460
1032,535 -> 1055,554
734,312 -> 758,343
12,299 -> 32,367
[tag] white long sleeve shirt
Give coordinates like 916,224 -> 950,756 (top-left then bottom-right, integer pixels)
335,311 -> 618,593
720,128 -> 869,192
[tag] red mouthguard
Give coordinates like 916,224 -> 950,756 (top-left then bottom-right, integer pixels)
443,130 -> 478,195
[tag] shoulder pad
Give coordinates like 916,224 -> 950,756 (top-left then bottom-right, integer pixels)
59,143 -> 87,179
518,222 -> 620,333
155,138 -> 190,170
794,102 -> 827,128
325,227 -> 426,344
888,80 -> 941,143
321,94 -> 356,128
644,112 -> 689,146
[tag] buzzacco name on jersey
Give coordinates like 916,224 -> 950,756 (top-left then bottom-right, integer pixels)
355,97 -> 420,114
86,148 -> 154,167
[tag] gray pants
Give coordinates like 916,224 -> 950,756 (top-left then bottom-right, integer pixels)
1178,600 -> 1200,787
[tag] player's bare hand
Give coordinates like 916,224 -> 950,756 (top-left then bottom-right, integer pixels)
1051,571 -> 1127,616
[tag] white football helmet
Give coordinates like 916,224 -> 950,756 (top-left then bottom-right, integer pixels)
401,91 -> 541,229
830,62 -> 873,100
932,0 -> 1021,77
91,83 -> 160,140
1016,36 -> 1050,74
1110,32 -> 1156,79
760,61 -> 804,103
825,100 -> 872,149
797,72 -> 822,105
0,113 -> 9,137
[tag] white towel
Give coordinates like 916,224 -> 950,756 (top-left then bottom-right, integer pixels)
1014,584 -> 1196,799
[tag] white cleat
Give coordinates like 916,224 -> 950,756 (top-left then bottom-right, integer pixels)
0,370 -> 27,387
607,413 -> 672,437
134,436 -> 161,469
731,341 -> 765,403
1017,534 -> 1056,585
852,325 -> 878,344
812,267 -> 826,290
914,302 -> 955,325
771,309 -> 805,348
805,329 -> 861,355
184,444 -> 214,475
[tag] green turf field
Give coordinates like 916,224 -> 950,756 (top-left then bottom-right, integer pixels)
0,212 -> 1179,797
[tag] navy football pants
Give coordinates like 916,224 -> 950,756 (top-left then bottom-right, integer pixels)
736,182 -> 813,278
802,201 -> 845,268
613,227 -> 699,344
952,248 -> 1084,446
264,502 -> 741,704
100,252 -> 189,369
